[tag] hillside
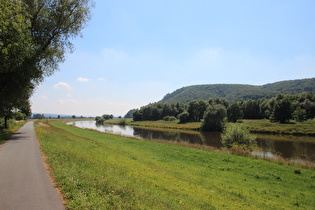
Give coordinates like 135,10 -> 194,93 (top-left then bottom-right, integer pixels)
261,78 -> 315,94
160,78 -> 315,103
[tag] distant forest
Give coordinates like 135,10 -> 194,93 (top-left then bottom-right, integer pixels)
160,78 -> 315,104
130,92 -> 315,126
124,78 -> 315,129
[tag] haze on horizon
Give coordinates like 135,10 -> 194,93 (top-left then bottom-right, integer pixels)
31,0 -> 315,117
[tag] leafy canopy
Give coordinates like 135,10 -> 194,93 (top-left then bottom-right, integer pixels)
1,0 -> 94,126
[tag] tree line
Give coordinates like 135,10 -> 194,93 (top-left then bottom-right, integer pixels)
131,92 -> 315,131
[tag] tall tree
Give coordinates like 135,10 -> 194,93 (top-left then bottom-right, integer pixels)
1,0 -> 94,127
200,104 -> 227,131
0,0 -> 34,127
270,95 -> 292,123
227,102 -> 243,123
187,100 -> 208,122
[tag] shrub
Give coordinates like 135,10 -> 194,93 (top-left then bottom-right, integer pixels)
95,116 -> 104,124
221,124 -> 256,148
14,112 -> 26,120
163,116 -> 177,121
118,119 -> 127,125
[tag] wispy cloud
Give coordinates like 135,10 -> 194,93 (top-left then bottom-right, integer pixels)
39,95 -> 48,100
53,82 -> 71,89
77,77 -> 89,82
57,98 -> 79,105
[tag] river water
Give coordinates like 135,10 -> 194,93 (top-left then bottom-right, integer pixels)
68,121 -> 315,163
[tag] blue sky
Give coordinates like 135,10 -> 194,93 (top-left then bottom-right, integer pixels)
31,0 -> 315,117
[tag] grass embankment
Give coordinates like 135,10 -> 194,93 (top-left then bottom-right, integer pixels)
107,118 -> 315,136
106,118 -> 200,130
243,119 -> 315,135
36,120 -> 315,209
0,120 -> 27,145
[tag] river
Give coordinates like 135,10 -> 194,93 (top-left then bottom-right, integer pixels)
67,121 -> 315,164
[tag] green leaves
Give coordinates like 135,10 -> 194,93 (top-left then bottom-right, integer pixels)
221,124 -> 256,148
1,0 -> 93,121
200,104 -> 227,131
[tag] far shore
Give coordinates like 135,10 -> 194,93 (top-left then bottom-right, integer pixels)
103,118 -> 315,136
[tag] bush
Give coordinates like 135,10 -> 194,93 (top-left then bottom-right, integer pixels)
95,116 -> 104,124
221,124 -> 256,148
118,119 -> 127,125
163,116 -> 177,121
14,112 -> 26,120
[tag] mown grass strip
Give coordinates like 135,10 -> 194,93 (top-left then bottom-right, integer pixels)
36,120 -> 315,209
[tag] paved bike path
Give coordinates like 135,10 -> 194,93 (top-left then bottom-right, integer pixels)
0,122 -> 64,210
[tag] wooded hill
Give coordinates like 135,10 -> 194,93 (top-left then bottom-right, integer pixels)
160,78 -> 315,103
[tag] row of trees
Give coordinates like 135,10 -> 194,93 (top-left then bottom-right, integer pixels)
133,103 -> 186,122
0,0 -> 93,128
132,92 -> 315,131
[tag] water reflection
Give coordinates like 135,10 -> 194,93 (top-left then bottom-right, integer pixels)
256,135 -> 315,161
68,121 -> 315,162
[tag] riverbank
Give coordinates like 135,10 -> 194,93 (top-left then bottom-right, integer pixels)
105,118 -> 315,136
35,120 -> 315,209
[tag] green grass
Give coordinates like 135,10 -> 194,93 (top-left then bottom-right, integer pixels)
36,120 -> 315,209
106,119 -> 201,130
242,119 -> 315,135
0,119 -> 27,145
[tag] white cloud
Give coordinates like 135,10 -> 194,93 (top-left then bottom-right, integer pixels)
39,95 -> 48,100
53,82 -> 71,89
57,98 -> 79,106
98,78 -> 105,81
77,77 -> 89,82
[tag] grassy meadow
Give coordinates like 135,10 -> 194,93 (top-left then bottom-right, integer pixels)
106,118 -> 201,130
243,119 -> 315,135
35,120 -> 315,209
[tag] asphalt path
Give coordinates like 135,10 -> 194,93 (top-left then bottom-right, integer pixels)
0,122 -> 64,210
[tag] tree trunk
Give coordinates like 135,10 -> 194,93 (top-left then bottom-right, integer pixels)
4,116 -> 8,129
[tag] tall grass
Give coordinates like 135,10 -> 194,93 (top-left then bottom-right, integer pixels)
0,119 -> 27,145
36,120 -> 315,209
